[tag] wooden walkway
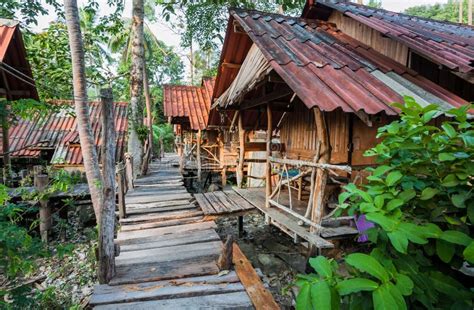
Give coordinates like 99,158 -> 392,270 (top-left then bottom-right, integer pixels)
90,154 -> 278,309
194,191 -> 255,216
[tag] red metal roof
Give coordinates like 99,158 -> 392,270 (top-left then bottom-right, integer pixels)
163,78 -> 215,131
1,101 -> 128,166
212,9 -> 468,117
0,19 -> 39,101
304,1 -> 474,73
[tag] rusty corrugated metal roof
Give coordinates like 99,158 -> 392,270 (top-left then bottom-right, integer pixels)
163,78 -> 215,131
214,9 -> 469,117
1,101 -> 128,166
304,1 -> 474,73
0,19 -> 39,101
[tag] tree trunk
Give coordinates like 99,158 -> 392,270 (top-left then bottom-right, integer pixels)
129,0 -> 145,177
141,66 -> 153,175
64,0 -> 103,221
98,88 -> 117,284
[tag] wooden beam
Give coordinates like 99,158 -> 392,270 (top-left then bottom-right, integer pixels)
265,104 -> 272,210
197,130 -> 202,182
237,114 -> 245,188
232,243 -> 280,309
268,156 -> 351,172
240,87 -> 292,110
222,62 -> 241,69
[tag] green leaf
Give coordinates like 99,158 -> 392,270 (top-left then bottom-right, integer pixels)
398,222 -> 428,244
398,189 -> 416,202
311,280 -> 332,310
388,231 -> 408,254
438,153 -> 456,161
420,187 -> 438,200
386,171 -> 403,187
338,191 -> 352,205
386,199 -> 404,211
463,241 -> 474,264
441,174 -> 459,187
372,284 -> 397,310
430,271 -> 473,300
337,278 -> 379,295
296,282 -> 311,310
373,165 -> 393,177
419,223 -> 443,238
366,213 -> 398,231
440,230 -> 472,246
360,202 -> 378,213
451,193 -> 467,208
346,253 -> 390,283
441,123 -> 456,138
374,195 -> 384,208
436,239 -> 455,263
309,256 -> 333,279
395,274 -> 413,296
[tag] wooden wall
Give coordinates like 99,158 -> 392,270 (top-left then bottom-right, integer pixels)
279,101 -> 390,166
329,11 -> 409,66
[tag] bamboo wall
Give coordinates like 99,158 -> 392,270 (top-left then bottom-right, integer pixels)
329,11 -> 409,66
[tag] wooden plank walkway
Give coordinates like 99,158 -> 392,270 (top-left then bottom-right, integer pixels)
90,154 -> 278,309
194,190 -> 255,216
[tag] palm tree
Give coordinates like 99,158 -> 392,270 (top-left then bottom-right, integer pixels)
63,0 -> 115,283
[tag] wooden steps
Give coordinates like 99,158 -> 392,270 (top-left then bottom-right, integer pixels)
90,154 -> 278,309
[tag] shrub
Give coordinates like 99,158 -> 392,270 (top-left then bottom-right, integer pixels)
296,99 -> 474,309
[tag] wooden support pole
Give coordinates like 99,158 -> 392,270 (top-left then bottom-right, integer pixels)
35,174 -> 50,243
217,235 -> 234,271
265,104 -> 273,210
237,113 -> 246,188
308,107 -> 330,257
197,130 -> 202,183
238,215 -> 244,238
221,166 -> 227,187
117,162 -> 126,219
179,131 -> 184,173
98,88 -> 117,283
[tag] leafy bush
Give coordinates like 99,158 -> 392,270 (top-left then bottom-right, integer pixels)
296,99 -> 474,309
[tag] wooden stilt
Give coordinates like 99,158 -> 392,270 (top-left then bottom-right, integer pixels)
265,104 -> 273,225
36,174 -> 50,243
117,162 -> 126,219
217,235 -> 234,271
237,114 -> 245,188
179,131 -> 184,173
308,107 -> 330,257
238,216 -> 244,238
197,130 -> 202,183
221,166 -> 227,187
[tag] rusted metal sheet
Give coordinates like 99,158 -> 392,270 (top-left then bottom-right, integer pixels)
1,101 -> 128,166
212,9 -> 470,119
306,1 -> 474,73
163,78 -> 215,131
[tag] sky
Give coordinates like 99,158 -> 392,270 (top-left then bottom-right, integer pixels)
32,0 -> 449,80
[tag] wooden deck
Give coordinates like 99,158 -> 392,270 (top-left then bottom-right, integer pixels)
90,154 -> 278,309
194,190 -> 255,216
232,187 -> 358,249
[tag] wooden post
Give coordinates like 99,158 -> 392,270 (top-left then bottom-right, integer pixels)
125,153 -> 134,190
179,131 -> 184,173
98,88 -> 117,283
265,104 -> 273,211
238,215 -> 244,238
117,162 -> 126,219
197,130 -> 202,183
35,174 -> 50,243
308,107 -> 330,257
221,166 -> 227,187
217,235 -> 234,271
237,113 -> 246,188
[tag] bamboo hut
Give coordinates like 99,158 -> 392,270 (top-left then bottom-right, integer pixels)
210,4 -> 472,253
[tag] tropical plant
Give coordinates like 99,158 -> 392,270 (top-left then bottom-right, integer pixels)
404,0 -> 470,23
296,99 -> 474,309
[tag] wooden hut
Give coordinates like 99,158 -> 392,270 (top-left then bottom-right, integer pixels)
210,5 -> 472,253
163,78 -> 219,182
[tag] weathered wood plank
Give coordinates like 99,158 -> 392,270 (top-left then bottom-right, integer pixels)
92,273 -> 242,305
94,291 -> 253,309
120,216 -> 205,232
119,229 -> 220,252
194,193 -> 218,215
233,243 -> 280,310
116,221 -> 217,244
125,193 -> 193,204
213,191 -> 242,212
224,190 -> 256,211
205,192 -> 227,214
124,204 -> 196,215
120,210 -> 203,224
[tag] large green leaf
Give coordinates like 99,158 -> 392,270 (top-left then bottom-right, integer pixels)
337,278 -> 379,295
438,153 -> 456,161
372,284 -> 398,310
451,193 -> 467,208
309,256 -> 333,279
386,199 -> 404,211
366,213 -> 398,231
440,230 -> 472,246
311,280 -> 332,310
373,165 -> 393,177
346,253 -> 390,283
386,171 -> 403,187
430,272 -> 473,300
296,282 -> 312,310
436,239 -> 455,263
468,205 -> 474,224
441,123 -> 456,138
463,241 -> 474,264
441,174 -> 459,187
395,274 -> 413,296
420,187 -> 438,200
388,231 -> 408,254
